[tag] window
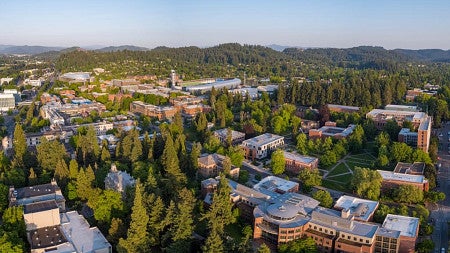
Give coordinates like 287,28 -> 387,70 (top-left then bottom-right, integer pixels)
347,236 -> 351,239
366,240 -> 369,244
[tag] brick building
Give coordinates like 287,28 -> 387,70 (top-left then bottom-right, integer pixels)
283,151 -> 318,175
377,170 -> 429,192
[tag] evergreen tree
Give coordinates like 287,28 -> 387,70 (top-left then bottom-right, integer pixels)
54,159 -> 69,188
257,243 -> 271,253
108,218 -> 126,246
69,159 -> 79,180
171,188 -> 195,242
162,134 -> 186,194
119,181 -> 149,252
28,168 -> 38,186
202,228 -> 223,253
148,195 -> 165,246
12,124 -> 26,167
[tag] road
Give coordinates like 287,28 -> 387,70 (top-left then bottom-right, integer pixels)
431,123 -> 450,252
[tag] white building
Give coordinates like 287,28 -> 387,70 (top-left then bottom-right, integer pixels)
104,164 -> 136,195
0,93 -> 16,111
242,133 -> 284,160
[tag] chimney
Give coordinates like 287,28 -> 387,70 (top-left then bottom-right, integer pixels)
341,208 -> 351,219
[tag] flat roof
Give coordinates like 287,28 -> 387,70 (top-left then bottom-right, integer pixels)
333,195 -> 379,222
24,200 -> 59,214
385,104 -> 418,112
419,116 -> 432,131
311,208 -> 379,238
242,133 -> 284,148
253,176 -> 299,197
382,214 -> 419,237
376,227 -> 401,239
394,162 -> 425,175
283,151 -> 318,164
60,211 -> 111,252
327,104 -> 360,111
377,170 -> 427,184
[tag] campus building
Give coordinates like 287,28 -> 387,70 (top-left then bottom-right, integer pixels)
377,170 -> 429,192
104,164 -> 136,196
309,123 -> 356,140
213,128 -> 246,146
398,116 -> 432,153
130,101 -> 178,120
327,104 -> 360,113
283,151 -> 318,175
9,181 -> 111,253
201,175 -> 420,252
241,133 -> 284,160
197,153 -> 240,179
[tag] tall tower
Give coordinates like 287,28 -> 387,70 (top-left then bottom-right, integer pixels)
170,70 -> 177,89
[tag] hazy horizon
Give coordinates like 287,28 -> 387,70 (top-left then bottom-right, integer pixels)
1,0 -> 450,50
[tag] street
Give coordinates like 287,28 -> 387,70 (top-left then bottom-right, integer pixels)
431,123 -> 450,252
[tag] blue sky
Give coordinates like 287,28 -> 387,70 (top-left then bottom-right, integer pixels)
1,0 -> 449,49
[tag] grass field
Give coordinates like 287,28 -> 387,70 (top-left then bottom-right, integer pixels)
322,179 -> 352,192
327,163 -> 350,177
326,173 -> 353,184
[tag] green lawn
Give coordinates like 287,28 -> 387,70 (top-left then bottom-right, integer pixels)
348,153 -> 376,160
345,161 -> 373,170
326,173 -> 353,184
327,163 -> 350,177
322,179 -> 352,193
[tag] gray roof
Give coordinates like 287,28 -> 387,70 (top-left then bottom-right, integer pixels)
24,200 -> 59,214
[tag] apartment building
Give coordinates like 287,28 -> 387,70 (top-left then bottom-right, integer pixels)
241,133 -> 284,160
283,151 -> 318,175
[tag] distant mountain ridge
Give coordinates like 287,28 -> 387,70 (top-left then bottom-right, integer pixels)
95,45 -> 149,52
0,44 -> 148,55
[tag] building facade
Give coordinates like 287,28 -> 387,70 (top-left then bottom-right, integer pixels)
283,151 -> 318,175
242,133 -> 284,160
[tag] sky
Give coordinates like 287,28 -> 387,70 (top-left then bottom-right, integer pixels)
1,0 -> 450,49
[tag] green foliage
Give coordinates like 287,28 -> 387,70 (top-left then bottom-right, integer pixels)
312,190 -> 333,208
257,243 -> 271,253
393,185 -> 423,204
12,124 -> 26,167
119,181 -> 149,252
278,236 -> 318,253
351,167 -> 382,200
91,190 -> 125,225
416,239 -> 434,253
271,149 -> 285,175
296,133 -> 308,155
298,169 -> 322,192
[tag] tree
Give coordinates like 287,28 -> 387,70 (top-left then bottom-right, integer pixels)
393,185 -> 423,204
37,139 -> 67,171
312,190 -> 333,208
108,218 -> 127,246
169,188 -> 196,242
12,124 -> 26,167
91,190 -> 124,225
0,183 -> 8,213
204,135 -> 221,153
351,167 -> 382,200
28,168 -> 38,186
147,195 -> 165,246
76,167 -> 95,201
278,236 -> 318,253
257,243 -> 271,253
271,149 -> 285,175
298,169 -> 322,192
238,225 -> 253,253
390,142 -> 413,163
54,159 -> 69,187
348,125 -> 365,152
320,150 -> 337,167
162,134 -> 187,195
227,145 -> 245,167
417,239 -> 434,253
69,159 -> 79,180
202,228 -> 224,253
118,181 -> 149,252
296,133 -> 308,155
383,120 -> 401,141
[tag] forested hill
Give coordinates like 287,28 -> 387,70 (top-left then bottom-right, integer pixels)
55,43 -> 450,79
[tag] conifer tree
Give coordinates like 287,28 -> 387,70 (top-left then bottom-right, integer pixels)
12,124 -> 26,167
202,228 -> 223,253
118,181 -> 149,252
28,168 -> 38,186
148,195 -> 165,246
54,159 -> 69,187
69,159 -> 79,180
162,134 -> 186,194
